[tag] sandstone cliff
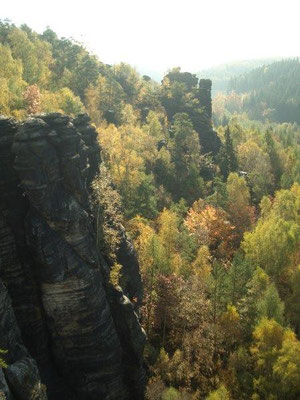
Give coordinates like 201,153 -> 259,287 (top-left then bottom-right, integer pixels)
194,79 -> 221,155
0,114 -> 145,400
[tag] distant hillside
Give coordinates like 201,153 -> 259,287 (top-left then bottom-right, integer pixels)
197,58 -> 280,96
228,58 -> 300,123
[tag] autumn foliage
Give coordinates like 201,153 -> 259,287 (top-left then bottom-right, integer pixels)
3,20 -> 300,400
185,201 -> 236,259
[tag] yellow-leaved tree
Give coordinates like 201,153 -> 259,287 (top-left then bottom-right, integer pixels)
0,43 -> 26,117
242,184 -> 300,283
226,172 -> 255,242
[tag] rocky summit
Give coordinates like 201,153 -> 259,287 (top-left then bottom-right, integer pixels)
0,113 -> 146,400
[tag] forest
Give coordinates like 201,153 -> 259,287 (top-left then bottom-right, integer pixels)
2,20 -> 300,400
214,59 -> 300,125
197,57 -> 279,96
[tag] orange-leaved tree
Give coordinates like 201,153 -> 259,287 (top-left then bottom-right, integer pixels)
184,200 -> 236,260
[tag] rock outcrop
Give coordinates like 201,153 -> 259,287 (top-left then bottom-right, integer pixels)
0,114 -> 145,399
194,79 -> 221,156
160,71 -> 221,156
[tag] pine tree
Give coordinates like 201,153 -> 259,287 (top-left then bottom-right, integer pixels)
219,126 -> 238,179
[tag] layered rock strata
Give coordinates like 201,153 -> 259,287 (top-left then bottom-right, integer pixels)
0,113 -> 145,400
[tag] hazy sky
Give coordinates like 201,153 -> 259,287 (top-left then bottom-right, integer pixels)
1,0 -> 299,75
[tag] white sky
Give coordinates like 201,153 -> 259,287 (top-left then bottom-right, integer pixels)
1,0 -> 299,75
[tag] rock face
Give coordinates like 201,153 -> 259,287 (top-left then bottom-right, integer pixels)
0,113 -> 146,399
195,79 -> 221,156
160,72 -> 221,156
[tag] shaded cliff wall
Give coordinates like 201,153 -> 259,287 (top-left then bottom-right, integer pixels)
194,79 -> 221,155
0,113 -> 145,400
161,74 -> 221,156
